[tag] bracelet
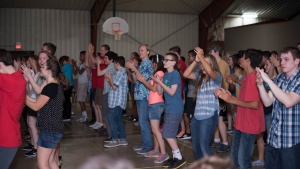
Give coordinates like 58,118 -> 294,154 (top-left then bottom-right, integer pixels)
194,60 -> 199,63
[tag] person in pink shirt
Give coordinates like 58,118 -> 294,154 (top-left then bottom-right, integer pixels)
137,54 -> 169,163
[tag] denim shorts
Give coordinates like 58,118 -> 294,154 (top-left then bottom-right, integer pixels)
37,130 -> 63,149
149,102 -> 164,120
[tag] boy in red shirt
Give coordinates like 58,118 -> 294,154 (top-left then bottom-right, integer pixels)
215,49 -> 265,169
0,50 -> 26,169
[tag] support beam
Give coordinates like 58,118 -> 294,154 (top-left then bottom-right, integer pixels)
91,0 -> 109,55
198,0 -> 234,50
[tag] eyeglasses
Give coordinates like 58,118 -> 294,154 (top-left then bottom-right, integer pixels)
163,59 -> 175,62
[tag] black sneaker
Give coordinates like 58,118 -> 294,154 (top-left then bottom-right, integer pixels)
104,137 -> 112,143
25,149 -> 37,157
216,144 -> 231,153
162,158 -> 175,168
179,133 -> 191,140
59,155 -> 63,164
133,118 -> 138,122
169,157 -> 186,169
22,144 -> 34,151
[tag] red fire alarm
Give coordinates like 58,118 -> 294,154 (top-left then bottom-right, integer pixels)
16,42 -> 22,50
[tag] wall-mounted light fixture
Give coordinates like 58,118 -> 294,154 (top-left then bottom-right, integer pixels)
242,13 -> 258,18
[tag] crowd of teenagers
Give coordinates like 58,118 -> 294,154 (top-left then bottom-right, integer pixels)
0,42 -> 299,169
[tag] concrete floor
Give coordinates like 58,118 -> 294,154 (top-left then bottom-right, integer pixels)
9,101 -> 263,169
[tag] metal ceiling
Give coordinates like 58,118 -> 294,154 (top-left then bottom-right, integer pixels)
223,0 -> 300,20
1,0 -> 300,19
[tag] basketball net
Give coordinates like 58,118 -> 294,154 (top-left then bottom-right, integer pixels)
113,31 -> 121,40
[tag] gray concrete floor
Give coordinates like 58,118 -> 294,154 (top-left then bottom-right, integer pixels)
9,101 -> 263,169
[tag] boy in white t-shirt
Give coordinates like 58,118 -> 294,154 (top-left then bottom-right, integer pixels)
72,51 -> 89,122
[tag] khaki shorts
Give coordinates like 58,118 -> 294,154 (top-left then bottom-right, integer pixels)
94,88 -> 104,106
77,83 -> 88,102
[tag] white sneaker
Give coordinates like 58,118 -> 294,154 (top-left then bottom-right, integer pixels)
76,116 -> 84,122
79,116 -> 89,123
92,123 -> 103,129
89,123 -> 97,128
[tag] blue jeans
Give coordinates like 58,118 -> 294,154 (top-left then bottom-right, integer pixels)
0,147 -> 18,169
136,98 -> 152,149
231,129 -> 256,169
108,106 -> 127,141
265,143 -> 300,169
191,111 -> 218,160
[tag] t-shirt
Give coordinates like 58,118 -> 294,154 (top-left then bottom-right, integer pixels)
217,59 -> 230,90
102,63 -> 116,95
235,71 -> 265,134
62,64 -> 74,87
77,63 -> 88,84
0,70 -> 26,147
163,70 -> 183,114
37,83 -> 64,134
148,71 -> 164,104
92,59 -> 107,88
178,59 -> 187,99
187,66 -> 199,97
194,72 -> 222,120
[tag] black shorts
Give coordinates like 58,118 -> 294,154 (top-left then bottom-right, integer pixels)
184,97 -> 196,118
26,105 -> 37,117
219,106 -> 227,117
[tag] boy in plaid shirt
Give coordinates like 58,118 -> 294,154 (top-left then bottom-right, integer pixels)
104,56 -> 128,148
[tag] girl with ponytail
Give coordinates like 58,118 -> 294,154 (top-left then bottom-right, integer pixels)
183,47 -> 222,160
25,59 -> 64,169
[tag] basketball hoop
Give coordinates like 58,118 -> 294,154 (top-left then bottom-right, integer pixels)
113,30 -> 122,40
103,17 -> 129,41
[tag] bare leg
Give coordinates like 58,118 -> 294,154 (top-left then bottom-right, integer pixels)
37,146 -> 54,169
218,116 -> 228,143
27,116 -> 38,149
183,113 -> 190,134
165,138 -> 179,151
49,147 -> 59,169
179,117 -> 185,134
256,133 -> 265,161
227,105 -> 233,130
150,120 -> 166,154
79,101 -> 86,112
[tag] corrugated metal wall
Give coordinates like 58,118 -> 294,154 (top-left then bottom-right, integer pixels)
98,11 -> 199,59
0,8 -> 90,59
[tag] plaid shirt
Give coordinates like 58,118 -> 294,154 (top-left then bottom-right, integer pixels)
108,68 -> 128,110
268,69 -> 300,148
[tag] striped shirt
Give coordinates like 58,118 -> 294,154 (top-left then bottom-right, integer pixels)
268,69 -> 300,148
194,72 -> 222,120
108,68 -> 128,110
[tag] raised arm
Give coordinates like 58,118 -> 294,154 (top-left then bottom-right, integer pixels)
96,57 -> 106,77
256,68 -> 300,108
21,65 -> 47,94
195,47 -> 218,80
183,60 -> 197,80
85,44 -> 96,68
